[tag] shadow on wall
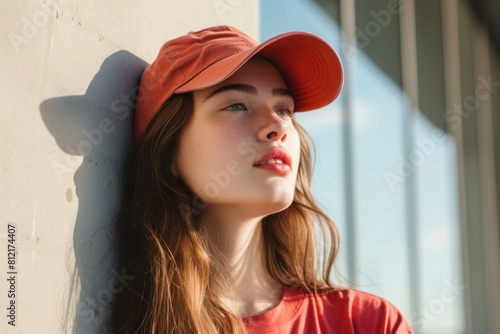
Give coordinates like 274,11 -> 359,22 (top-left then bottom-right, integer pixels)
40,51 -> 147,333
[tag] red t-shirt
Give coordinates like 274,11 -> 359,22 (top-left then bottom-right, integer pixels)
243,287 -> 413,333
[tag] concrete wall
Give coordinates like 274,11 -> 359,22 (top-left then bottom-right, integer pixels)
0,1 -> 258,332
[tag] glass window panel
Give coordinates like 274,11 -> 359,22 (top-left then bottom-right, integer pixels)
414,0 -> 466,333
352,0 -> 410,316
351,50 -> 410,314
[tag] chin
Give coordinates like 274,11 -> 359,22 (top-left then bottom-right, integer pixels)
258,196 -> 294,216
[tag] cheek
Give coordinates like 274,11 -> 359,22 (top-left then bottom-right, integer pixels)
176,126 -> 239,197
176,126 -> 203,188
289,129 -> 302,171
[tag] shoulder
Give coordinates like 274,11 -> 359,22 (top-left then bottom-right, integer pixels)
290,288 -> 413,333
325,289 -> 400,312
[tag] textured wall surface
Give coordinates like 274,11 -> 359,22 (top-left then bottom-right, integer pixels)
0,1 -> 258,332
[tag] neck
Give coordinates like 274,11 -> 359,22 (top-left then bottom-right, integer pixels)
202,205 -> 283,316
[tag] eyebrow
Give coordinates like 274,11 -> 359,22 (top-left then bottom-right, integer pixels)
204,84 -> 293,101
272,88 -> 293,97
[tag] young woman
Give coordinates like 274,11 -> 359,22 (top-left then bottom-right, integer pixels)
112,25 -> 412,333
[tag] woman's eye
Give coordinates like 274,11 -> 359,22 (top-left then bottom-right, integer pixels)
224,103 -> 247,111
276,107 -> 294,117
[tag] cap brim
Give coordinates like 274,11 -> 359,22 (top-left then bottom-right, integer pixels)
175,32 -> 343,111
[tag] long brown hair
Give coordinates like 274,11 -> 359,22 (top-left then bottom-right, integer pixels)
111,92 -> 340,333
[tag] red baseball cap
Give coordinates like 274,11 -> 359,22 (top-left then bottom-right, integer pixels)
134,25 -> 343,142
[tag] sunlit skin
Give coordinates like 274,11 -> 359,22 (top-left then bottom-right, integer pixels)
174,57 -> 301,316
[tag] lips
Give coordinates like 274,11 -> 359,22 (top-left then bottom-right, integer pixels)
253,147 -> 292,175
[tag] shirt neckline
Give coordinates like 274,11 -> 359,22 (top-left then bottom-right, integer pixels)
242,286 -> 307,330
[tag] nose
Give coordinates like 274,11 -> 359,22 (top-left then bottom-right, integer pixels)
257,110 -> 288,143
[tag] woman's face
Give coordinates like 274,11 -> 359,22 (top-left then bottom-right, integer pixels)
175,57 -> 301,217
